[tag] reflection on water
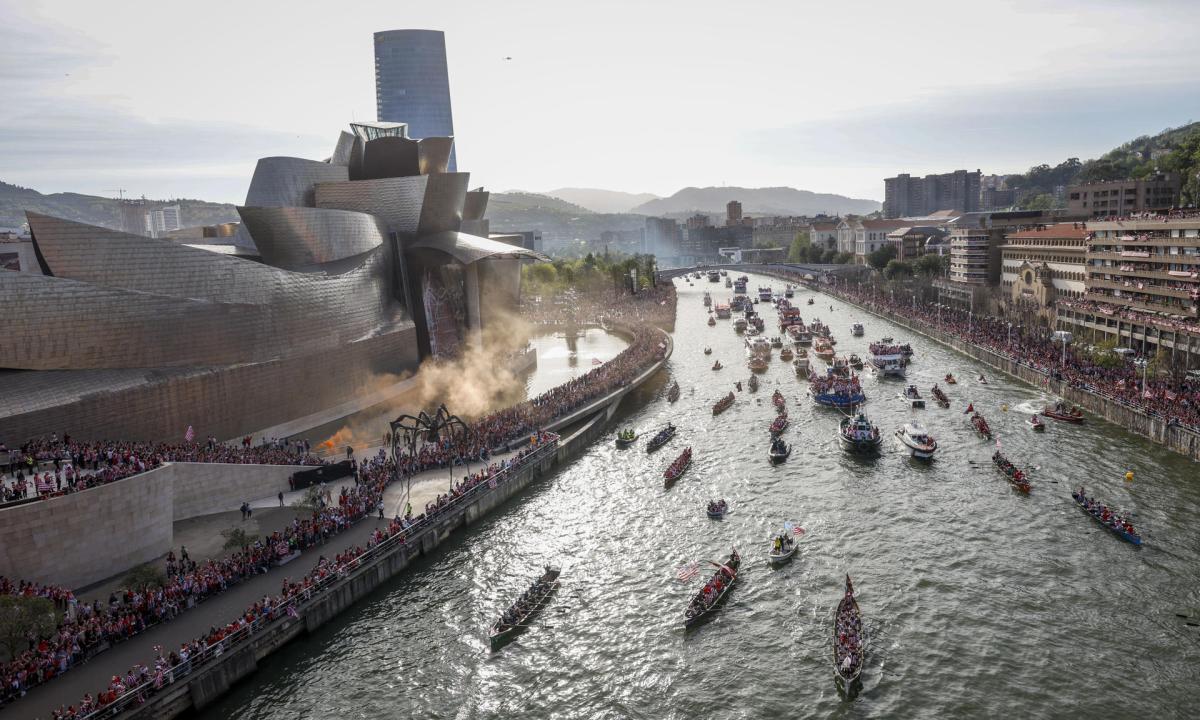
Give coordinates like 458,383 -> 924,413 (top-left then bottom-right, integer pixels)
204,274 -> 1200,720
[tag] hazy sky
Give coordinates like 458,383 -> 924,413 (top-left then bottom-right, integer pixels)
3,0 -> 1199,204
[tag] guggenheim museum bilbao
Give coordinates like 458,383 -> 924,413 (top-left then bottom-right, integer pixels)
0,122 -> 544,444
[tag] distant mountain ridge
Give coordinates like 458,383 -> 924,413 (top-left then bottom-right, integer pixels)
543,187 -> 660,214
0,181 -> 237,231
632,186 -> 880,217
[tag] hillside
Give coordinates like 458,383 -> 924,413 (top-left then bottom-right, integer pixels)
631,186 -> 880,217
0,182 -> 238,231
544,187 -> 659,214
1008,121 -> 1200,209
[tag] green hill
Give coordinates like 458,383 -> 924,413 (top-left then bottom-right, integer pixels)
0,182 -> 238,231
1008,121 -> 1200,209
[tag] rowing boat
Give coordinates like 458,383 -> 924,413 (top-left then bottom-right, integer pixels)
1043,405 -> 1085,424
991,451 -> 1032,493
713,392 -> 735,416
970,412 -> 992,439
664,447 -> 692,486
684,549 -> 740,629
930,385 -> 950,408
646,423 -> 676,452
1071,488 -> 1142,545
769,414 -> 789,436
833,574 -> 866,685
490,566 -> 561,650
772,389 -> 786,411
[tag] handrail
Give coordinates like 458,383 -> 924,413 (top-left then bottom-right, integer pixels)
80,437 -> 560,720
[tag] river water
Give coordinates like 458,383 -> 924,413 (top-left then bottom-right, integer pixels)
202,273 -> 1200,720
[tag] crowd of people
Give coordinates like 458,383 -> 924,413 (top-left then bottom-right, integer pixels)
814,280 -> 1200,431
0,436 -> 323,507
0,456 -> 388,712
45,434 -> 560,720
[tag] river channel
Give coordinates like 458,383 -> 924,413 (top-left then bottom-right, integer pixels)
202,273 -> 1200,719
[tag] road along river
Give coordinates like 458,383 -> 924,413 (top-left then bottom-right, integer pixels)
200,273 -> 1200,720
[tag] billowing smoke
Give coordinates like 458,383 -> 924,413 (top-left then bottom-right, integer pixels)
315,309 -> 534,455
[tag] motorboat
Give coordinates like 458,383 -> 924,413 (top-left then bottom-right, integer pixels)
704,347 -> 712,355
770,336 -> 784,349
667,381 -> 680,403
851,323 -> 864,337
747,336 -> 772,358
1042,403 -> 1085,424
715,303 -> 731,319
767,531 -> 798,564
839,413 -> 883,453
707,316 -> 716,326
780,346 -> 794,361
748,374 -> 760,392
811,371 -> 866,408
895,423 -> 937,459
749,356 -> 768,373
784,285 -> 795,298
703,291 -> 712,306
1028,414 -> 1046,432
615,428 -> 638,448
734,318 -> 748,333
869,340 -> 907,378
902,385 -> 925,409
707,499 -> 728,519
793,352 -> 810,376
758,286 -> 773,302
830,356 -> 850,378
807,297 -> 815,306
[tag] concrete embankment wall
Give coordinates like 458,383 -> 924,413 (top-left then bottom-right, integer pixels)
0,463 -> 312,589
784,275 -> 1200,462
119,326 -> 673,720
0,465 -> 174,590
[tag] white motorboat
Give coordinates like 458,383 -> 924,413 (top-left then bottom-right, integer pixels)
896,422 -> 938,459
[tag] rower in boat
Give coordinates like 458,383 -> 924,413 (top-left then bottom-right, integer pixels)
736,380 -> 743,392
706,499 -> 728,519
945,373 -> 957,384
978,374 -> 988,384
1028,413 -> 1046,432
704,347 -> 712,355
712,360 -> 723,371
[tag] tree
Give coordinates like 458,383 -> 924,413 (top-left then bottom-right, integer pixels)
883,260 -> 913,280
866,244 -> 898,272
221,527 -> 259,551
123,562 -> 166,591
787,231 -> 811,263
834,252 -> 854,264
0,595 -> 58,660
1020,193 -> 1057,211
914,253 -> 948,277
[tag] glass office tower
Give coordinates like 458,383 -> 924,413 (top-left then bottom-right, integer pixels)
374,29 -> 456,171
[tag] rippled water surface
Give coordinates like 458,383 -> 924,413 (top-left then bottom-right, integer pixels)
204,274 -> 1200,719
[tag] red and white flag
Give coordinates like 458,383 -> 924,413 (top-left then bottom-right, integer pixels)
592,358 -> 603,365
184,425 -> 195,442
676,562 -> 699,582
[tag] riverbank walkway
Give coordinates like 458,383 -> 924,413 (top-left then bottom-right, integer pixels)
3,452 -> 511,720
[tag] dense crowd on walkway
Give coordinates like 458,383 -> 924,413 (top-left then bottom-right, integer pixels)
46,436 -> 560,720
819,281 -> 1200,431
0,456 -> 382,712
0,436 -> 323,506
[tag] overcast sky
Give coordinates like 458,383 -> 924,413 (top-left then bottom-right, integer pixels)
3,0 -> 1199,204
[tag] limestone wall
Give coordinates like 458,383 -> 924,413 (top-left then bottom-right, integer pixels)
0,465 -> 173,589
169,463 -> 307,521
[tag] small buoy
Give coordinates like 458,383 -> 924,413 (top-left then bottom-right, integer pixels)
1125,471 -> 1134,483
1001,403 -> 1008,412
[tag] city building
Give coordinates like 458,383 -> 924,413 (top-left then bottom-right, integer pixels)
1084,217 -> 1199,319
809,220 -> 839,253
835,218 -> 861,254
886,226 -> 946,262
884,169 -> 982,217
726,200 -> 743,226
751,218 -> 809,252
0,228 -> 36,272
853,219 -> 910,264
1066,173 -> 1182,218
1052,215 -> 1200,368
999,223 -> 1090,325
0,118 -> 545,445
144,205 -> 183,238
980,187 -> 1017,211
119,198 -> 150,236
597,228 -> 645,254
685,213 -> 712,230
493,229 -> 543,254
374,29 -> 457,170
948,219 -> 996,287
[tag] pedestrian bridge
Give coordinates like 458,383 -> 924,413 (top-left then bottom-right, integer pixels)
656,262 -> 860,282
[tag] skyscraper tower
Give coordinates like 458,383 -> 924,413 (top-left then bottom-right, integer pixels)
374,29 -> 456,171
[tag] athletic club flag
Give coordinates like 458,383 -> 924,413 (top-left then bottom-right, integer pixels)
184,425 -> 195,442
676,561 -> 700,582
592,358 -> 603,365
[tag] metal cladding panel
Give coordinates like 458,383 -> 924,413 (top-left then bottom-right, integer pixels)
314,176 -> 429,235
11,216 -> 406,370
409,231 -> 549,264
418,137 -> 454,175
237,206 -> 386,270
362,136 -> 420,179
245,157 -> 348,207
348,136 -> 366,180
330,131 -> 355,166
417,172 -> 469,235
0,326 -> 420,444
463,190 -> 489,220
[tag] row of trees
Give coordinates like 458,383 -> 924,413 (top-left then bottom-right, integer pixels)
787,232 -> 853,265
521,252 -> 658,296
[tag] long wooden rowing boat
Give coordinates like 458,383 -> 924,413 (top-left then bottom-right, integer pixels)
490,567 -> 561,650
684,549 -> 740,629
833,574 -> 866,685
664,447 -> 692,486
713,392 -> 735,415
1071,488 -> 1141,545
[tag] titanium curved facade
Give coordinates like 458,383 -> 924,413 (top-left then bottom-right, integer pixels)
245,157 -> 349,208
236,206 -> 387,271
374,29 -> 456,171
1,116 -> 538,445
362,136 -> 420,179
